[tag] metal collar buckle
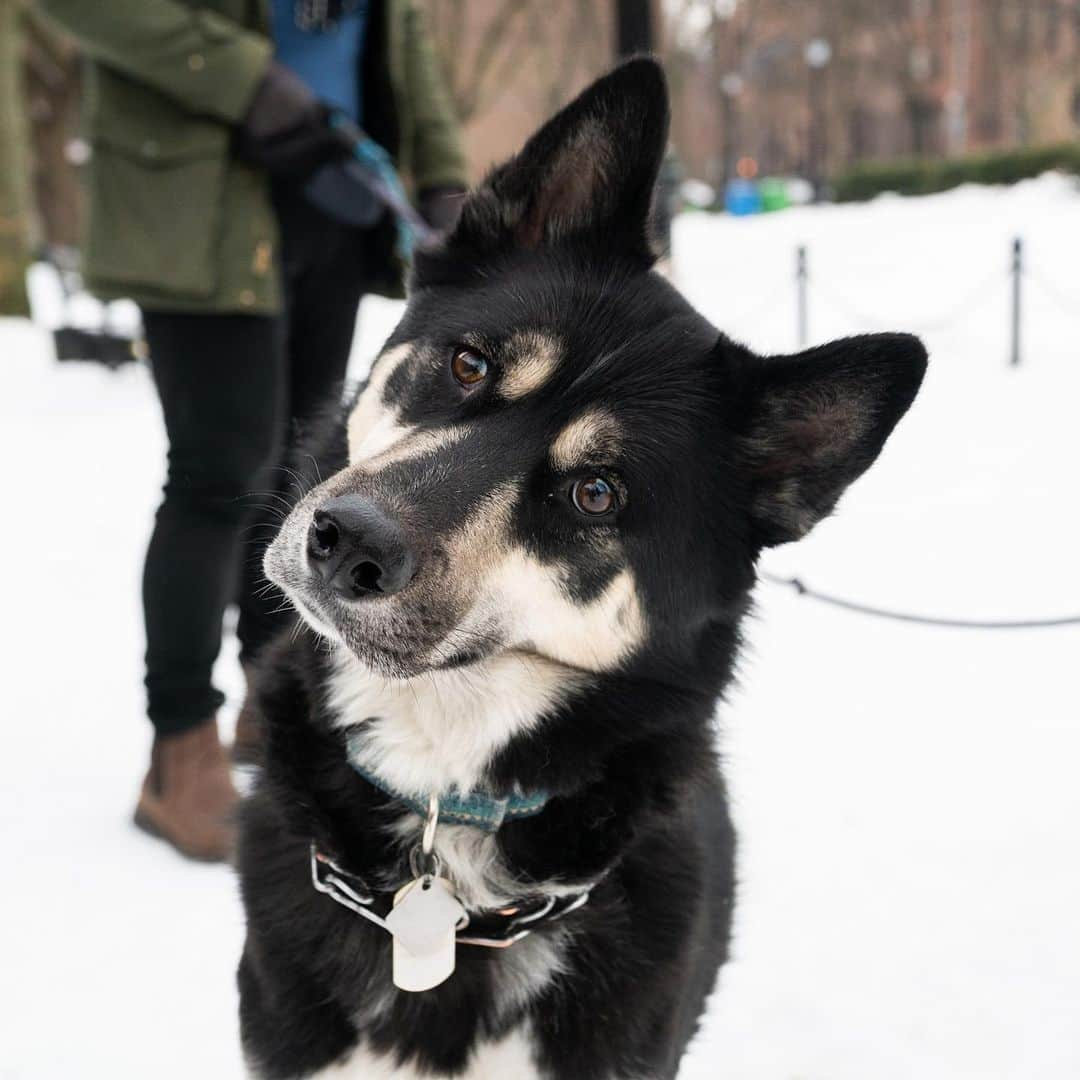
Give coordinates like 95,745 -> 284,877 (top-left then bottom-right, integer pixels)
310,845 -> 393,935
309,842 -> 592,949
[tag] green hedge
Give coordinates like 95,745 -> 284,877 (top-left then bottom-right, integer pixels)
833,143 -> 1080,202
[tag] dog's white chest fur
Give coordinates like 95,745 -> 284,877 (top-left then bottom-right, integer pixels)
325,648 -> 587,911
309,1025 -> 543,1080
326,647 -> 582,798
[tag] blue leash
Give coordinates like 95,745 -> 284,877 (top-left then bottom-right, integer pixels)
329,113 -> 437,259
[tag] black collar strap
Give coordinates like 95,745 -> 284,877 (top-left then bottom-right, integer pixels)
310,844 -> 591,948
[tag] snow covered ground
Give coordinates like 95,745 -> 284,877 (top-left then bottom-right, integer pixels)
2,175 -> 1079,1079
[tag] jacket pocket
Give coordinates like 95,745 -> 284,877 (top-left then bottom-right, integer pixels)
83,115 -> 230,300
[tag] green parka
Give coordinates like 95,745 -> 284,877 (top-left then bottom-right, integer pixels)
0,0 -> 32,316
34,0 -> 467,313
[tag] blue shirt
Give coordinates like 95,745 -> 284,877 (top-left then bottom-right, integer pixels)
271,0 -> 369,122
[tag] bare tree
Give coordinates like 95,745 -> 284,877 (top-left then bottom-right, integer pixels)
522,1 -> 605,115
425,0 -> 543,124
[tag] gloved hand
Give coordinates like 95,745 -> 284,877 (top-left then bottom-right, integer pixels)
303,159 -> 384,227
236,62 -> 345,179
419,187 -> 467,234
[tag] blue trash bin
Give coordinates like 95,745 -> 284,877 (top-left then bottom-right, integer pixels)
724,179 -> 762,216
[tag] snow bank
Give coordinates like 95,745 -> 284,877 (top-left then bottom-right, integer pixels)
2,175 -> 1078,1078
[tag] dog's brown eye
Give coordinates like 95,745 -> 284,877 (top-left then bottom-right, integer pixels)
571,477 -> 616,516
451,347 -> 488,387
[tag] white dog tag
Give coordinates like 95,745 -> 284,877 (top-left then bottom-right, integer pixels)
386,876 -> 466,992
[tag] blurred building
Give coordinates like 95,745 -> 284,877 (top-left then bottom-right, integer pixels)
665,0 -> 1080,185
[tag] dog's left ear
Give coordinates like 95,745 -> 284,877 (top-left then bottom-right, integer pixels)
451,58 -> 669,258
732,332 -> 928,547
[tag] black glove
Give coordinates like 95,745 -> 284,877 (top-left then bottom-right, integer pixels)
302,159 -> 384,227
236,62 -> 345,179
419,186 -> 467,234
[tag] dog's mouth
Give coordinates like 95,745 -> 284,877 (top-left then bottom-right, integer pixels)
269,544 -> 501,678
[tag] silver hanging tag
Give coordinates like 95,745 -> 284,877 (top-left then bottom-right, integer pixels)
386,874 -> 466,992
385,794 -> 467,992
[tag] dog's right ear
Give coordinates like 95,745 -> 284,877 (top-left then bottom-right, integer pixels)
450,58 -> 670,260
731,332 -> 928,547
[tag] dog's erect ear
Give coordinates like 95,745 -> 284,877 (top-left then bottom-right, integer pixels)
451,58 -> 669,257
733,333 -> 928,547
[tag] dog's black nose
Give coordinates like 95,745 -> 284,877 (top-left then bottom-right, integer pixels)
307,496 -> 415,599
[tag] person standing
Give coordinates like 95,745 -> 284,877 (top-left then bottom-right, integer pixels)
35,0 -> 467,862
0,0 -> 33,316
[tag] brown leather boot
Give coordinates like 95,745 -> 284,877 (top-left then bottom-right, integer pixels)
134,718 -> 238,863
232,662 -> 263,765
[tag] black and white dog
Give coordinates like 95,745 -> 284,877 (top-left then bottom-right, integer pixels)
237,60 -> 926,1079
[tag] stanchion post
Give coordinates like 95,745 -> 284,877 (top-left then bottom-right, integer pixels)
1010,236 -> 1022,367
796,244 -> 808,347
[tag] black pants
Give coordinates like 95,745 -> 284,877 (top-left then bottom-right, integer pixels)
142,194 -> 368,735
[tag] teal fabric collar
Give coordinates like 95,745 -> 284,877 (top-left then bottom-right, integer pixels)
346,733 -> 549,833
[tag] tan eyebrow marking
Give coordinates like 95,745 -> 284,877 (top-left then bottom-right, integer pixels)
550,408 -> 623,471
498,331 -> 564,400
347,342 -> 413,462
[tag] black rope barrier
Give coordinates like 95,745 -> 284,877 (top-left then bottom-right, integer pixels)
1026,267 -> 1080,320
784,235 -> 1080,364
809,267 -> 1005,336
701,237 -> 1079,357
718,279 -> 793,329
761,572 -> 1080,630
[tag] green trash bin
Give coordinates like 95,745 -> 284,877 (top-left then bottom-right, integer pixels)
759,177 -> 791,214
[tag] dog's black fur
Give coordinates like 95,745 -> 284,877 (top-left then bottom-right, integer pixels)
237,60 -> 926,1078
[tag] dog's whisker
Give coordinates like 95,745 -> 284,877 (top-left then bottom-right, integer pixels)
244,502 -> 291,517
243,490 -> 296,508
